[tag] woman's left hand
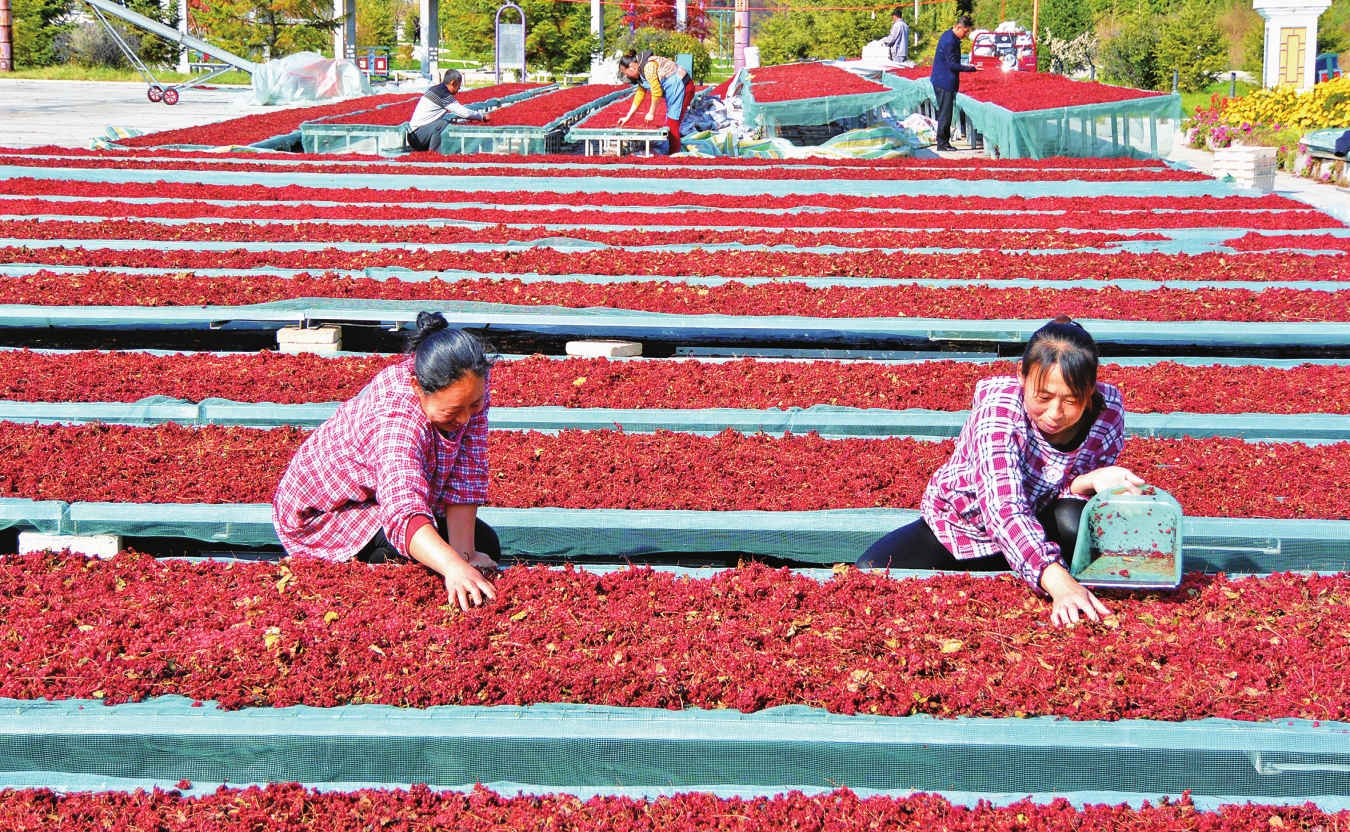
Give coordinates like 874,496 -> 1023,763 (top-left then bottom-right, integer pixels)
1073,466 -> 1145,496
645,111 -> 655,123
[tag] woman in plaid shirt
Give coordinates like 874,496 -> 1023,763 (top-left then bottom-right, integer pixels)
858,317 -> 1145,626
272,312 -> 499,611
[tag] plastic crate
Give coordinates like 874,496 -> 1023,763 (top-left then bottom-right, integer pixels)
1070,485 -> 1184,590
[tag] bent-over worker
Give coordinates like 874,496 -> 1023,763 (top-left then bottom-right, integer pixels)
856,317 -> 1145,627
272,312 -> 499,611
617,50 -> 696,155
407,68 -> 488,153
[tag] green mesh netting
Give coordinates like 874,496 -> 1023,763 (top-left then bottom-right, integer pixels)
878,75 -> 1182,160
4,499 -> 1350,574
1,696 -> 1349,804
300,124 -> 408,155
741,74 -> 906,130
954,93 -> 1183,160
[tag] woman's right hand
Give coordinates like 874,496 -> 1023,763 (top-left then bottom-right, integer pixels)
617,111 -> 633,127
443,556 -> 498,611
1039,562 -> 1110,626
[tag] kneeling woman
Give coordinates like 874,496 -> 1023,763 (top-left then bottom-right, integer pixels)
273,312 -> 499,611
858,317 -> 1144,626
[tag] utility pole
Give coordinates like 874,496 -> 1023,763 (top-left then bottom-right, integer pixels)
733,0 -> 748,70
0,0 -> 13,73
1031,0 -> 1039,46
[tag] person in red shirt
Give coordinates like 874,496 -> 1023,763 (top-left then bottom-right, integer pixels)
272,312 -> 498,611
857,317 -> 1145,626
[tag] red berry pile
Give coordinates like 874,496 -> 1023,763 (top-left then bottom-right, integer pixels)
0,423 -> 1345,519
0,783 -> 1335,830
0,554 -> 1346,721
5,352 -> 1350,419
0,271 -> 1345,323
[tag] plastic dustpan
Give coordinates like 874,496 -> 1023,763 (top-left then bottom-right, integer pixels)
1069,485 -> 1183,591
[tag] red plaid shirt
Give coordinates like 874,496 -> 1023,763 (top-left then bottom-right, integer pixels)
921,376 -> 1125,590
272,357 -> 490,561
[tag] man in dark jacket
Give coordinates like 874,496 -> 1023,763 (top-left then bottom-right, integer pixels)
930,15 -> 979,152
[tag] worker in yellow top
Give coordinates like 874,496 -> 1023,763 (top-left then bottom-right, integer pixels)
616,50 -> 695,155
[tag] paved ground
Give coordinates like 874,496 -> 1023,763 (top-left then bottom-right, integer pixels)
0,79 -> 325,149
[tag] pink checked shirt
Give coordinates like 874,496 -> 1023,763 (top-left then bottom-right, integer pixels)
271,357 -> 490,561
921,376 -> 1125,590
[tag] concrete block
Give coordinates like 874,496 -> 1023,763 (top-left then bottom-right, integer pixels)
278,325 -> 342,355
18,532 -> 121,559
565,340 -> 643,358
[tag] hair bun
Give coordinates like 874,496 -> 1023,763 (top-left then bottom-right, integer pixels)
415,311 -> 449,335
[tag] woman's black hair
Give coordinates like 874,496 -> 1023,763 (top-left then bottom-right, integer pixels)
1020,315 -> 1098,401
618,49 -> 648,84
406,311 -> 494,393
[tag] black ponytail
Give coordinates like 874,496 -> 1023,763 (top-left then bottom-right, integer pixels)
406,311 -> 493,393
1020,315 -> 1099,401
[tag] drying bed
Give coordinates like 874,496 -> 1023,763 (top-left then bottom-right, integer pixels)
6,352 -> 1350,417
0,786 -> 1338,831
0,154 -> 1211,181
748,63 -> 893,102
6,248 -> 1348,284
4,199 -> 1335,232
0,178 -> 1306,212
324,84 -> 547,126
1,423 -> 1348,519
888,67 -> 1166,111
1,272 -> 1348,322
114,94 -> 423,149
0,220 -> 1160,251
0,553 -> 1346,722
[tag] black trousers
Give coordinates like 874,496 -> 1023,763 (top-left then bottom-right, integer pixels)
934,87 -> 957,148
407,119 -> 450,152
356,516 -> 501,565
856,498 -> 1086,572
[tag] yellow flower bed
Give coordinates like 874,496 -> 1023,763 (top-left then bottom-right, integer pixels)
1222,76 -> 1350,128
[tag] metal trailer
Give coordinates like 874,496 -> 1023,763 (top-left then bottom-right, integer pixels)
80,0 -> 257,105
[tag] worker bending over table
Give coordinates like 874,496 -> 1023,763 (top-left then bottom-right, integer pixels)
857,317 -> 1145,626
272,312 -> 499,611
407,68 -> 489,152
617,50 -> 696,155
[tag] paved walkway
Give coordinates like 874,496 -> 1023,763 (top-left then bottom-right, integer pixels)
0,79 -> 327,149
1167,133 -> 1350,223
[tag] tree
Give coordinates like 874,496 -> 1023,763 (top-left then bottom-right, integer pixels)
11,0 -> 71,68
1155,0 -> 1228,91
616,27 -> 711,80
192,0 -> 340,61
1035,0 -> 1092,69
439,0 -> 611,75
357,0 -> 398,51
756,6 -> 890,65
1099,13 -> 1163,89
621,0 -> 709,38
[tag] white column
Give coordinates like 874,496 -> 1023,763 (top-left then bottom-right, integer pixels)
420,0 -> 440,78
176,0 -> 189,73
334,0 -> 346,58
592,0 -> 602,45
676,0 -> 687,32
1252,0 -> 1331,89
733,0 -> 749,71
